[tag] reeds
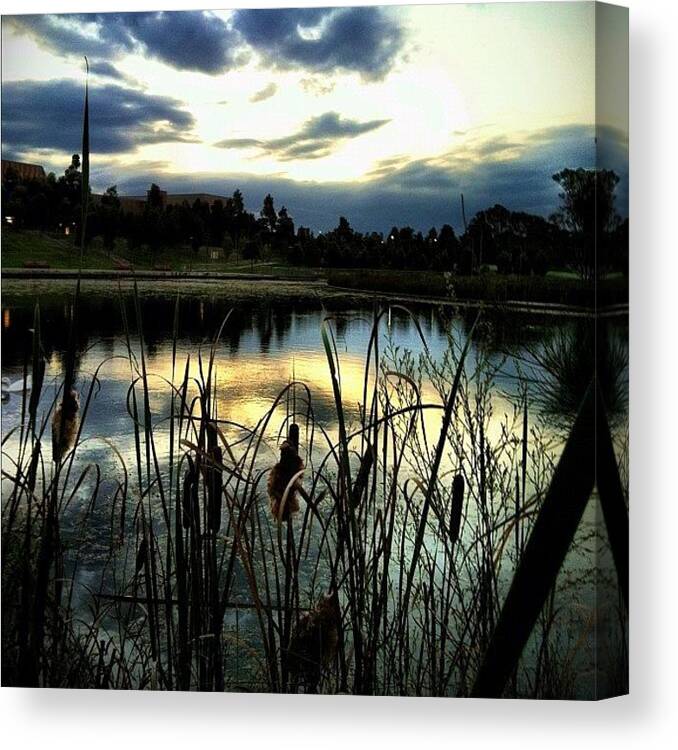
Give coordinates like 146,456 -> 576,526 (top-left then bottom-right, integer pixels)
0,292 -> 628,695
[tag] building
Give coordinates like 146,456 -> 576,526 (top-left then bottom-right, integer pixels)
116,188 -> 229,215
1,159 -> 46,182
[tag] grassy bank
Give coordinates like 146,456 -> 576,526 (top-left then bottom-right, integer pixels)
2,229 -> 115,270
0,229 -> 322,279
327,268 -> 628,308
3,230 -> 628,308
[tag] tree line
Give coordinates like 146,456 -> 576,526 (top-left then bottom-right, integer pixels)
2,155 -> 628,279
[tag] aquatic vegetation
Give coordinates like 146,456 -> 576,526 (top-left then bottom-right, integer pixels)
0,292 -> 628,696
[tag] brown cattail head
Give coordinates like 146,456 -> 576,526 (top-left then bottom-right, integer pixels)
268,440 -> 303,522
450,473 -> 465,545
182,454 -> 198,530
206,421 -> 219,451
288,590 -> 341,692
135,537 -> 148,575
351,442 -> 374,509
52,388 -> 80,463
207,444 -> 223,533
288,422 -> 300,451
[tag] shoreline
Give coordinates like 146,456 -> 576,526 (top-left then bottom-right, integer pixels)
1,268 -> 628,317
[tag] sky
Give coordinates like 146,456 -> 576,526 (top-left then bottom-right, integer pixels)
1,3 -> 628,233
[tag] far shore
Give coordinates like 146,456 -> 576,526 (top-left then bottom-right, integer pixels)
2,267 -> 627,318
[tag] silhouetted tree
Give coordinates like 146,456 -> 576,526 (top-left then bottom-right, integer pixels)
277,206 -> 295,244
551,168 -> 620,280
261,193 -> 277,233
242,239 -> 260,270
99,185 -> 121,254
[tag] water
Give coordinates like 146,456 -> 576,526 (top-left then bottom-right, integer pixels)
0,278 -> 628,696
1,278 -> 573,454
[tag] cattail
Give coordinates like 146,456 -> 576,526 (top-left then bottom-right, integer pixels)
351,442 -> 374,508
288,422 -> 300,451
207,444 -> 223,533
135,537 -> 148,575
268,425 -> 303,522
182,455 -> 198,530
52,388 -> 80,463
288,590 -> 340,692
449,473 -> 465,545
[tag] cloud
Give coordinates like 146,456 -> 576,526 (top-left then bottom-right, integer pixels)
215,138 -> 262,150
300,77 -> 336,97
1,79 -> 197,155
87,59 -> 126,81
249,82 -> 277,103
7,11 -> 244,75
86,58 -> 139,88
215,111 -> 390,161
8,8 -> 405,79
114,124 -> 627,233
233,7 -> 405,80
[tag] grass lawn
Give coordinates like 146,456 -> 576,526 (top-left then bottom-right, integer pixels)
2,229 -> 116,270
2,230 -> 627,308
1,229 -> 324,279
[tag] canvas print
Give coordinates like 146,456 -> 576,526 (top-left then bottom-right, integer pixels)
0,3 -> 628,698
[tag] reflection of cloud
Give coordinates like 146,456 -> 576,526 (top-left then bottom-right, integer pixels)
1,79 -> 197,154
249,82 -> 277,103
215,111 -> 390,161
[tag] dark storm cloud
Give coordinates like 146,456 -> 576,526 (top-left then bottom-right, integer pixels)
1,79 -> 197,154
215,111 -> 390,161
86,59 -> 139,87
8,7 -> 405,79
87,60 -> 125,81
115,123 -> 627,234
8,11 -> 244,75
233,7 -> 405,80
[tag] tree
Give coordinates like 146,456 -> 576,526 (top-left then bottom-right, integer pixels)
551,168 -> 620,281
230,189 -> 246,258
277,206 -> 295,244
147,183 -> 164,210
260,194 -> 277,233
242,239 -> 260,270
189,213 -> 206,255
57,154 -> 83,231
438,224 -> 459,269
99,185 -> 121,254
209,199 -> 226,246
232,189 -> 244,216
64,154 -> 81,187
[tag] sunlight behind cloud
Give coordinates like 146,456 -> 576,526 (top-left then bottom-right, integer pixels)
1,2 -> 613,230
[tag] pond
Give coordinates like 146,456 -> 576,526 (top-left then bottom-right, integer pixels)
1,278 -> 582,452
1,278 -> 628,697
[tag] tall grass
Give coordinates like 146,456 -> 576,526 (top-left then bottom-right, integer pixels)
0,291 -> 628,695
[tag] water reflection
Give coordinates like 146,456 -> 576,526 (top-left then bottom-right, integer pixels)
1,281 -> 628,470
0,282 -> 629,698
